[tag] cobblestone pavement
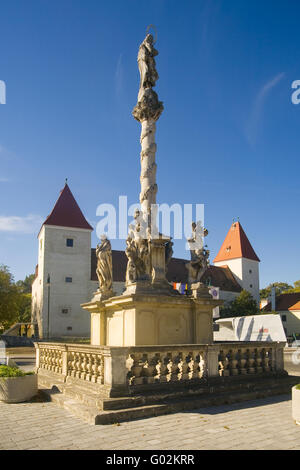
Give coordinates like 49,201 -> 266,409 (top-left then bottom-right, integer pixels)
0,394 -> 300,450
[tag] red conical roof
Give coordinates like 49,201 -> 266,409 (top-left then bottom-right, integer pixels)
214,221 -> 260,263
43,184 -> 93,231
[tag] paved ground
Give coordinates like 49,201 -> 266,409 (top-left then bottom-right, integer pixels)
0,394 -> 299,450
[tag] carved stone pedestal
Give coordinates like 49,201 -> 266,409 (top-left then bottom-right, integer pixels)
82,289 -> 222,347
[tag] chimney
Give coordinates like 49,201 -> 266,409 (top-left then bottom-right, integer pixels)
271,286 -> 276,311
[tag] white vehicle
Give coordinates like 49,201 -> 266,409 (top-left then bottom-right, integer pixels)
214,314 -> 286,342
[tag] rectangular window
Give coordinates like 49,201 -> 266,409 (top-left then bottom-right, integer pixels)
61,308 -> 69,314
281,315 -> 287,322
66,238 -> 74,247
65,277 -> 72,283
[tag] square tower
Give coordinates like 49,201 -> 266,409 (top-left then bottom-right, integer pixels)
31,184 -> 93,338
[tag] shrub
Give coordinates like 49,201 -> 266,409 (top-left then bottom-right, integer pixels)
0,365 -> 26,377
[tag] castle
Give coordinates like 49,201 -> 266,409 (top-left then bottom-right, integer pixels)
31,183 -> 260,338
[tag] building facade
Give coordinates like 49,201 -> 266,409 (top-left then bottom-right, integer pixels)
262,293 -> 300,338
32,184 -> 260,338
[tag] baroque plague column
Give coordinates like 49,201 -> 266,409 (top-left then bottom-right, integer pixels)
125,33 -> 171,293
81,31 -> 221,346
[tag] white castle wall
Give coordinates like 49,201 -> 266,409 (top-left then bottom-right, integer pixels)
214,257 -> 259,305
32,225 -> 92,338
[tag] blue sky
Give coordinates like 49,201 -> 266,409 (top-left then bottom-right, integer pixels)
0,0 -> 299,288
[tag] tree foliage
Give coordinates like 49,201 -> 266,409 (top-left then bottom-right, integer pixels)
15,274 -> 35,294
260,280 -> 300,298
260,282 -> 293,299
283,280 -> 300,294
220,289 -> 259,318
0,265 -> 33,332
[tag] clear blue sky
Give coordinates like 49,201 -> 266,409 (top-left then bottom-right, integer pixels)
0,0 -> 299,289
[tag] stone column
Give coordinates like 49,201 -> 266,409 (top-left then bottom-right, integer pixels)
139,119 -> 158,221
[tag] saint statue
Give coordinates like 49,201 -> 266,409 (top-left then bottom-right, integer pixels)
96,235 -> 113,295
186,222 -> 210,284
137,34 -> 159,100
125,209 -> 151,284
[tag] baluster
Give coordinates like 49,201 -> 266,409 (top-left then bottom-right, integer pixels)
91,354 -> 97,382
187,353 -> 194,381
67,352 -> 73,376
181,353 -> 190,381
80,353 -> 87,380
193,353 -> 201,380
130,354 -> 144,385
255,348 -> 263,374
85,354 -> 92,381
51,350 -> 55,371
230,349 -> 239,376
219,350 -> 230,376
176,353 -> 184,381
162,353 -> 173,383
97,354 -> 104,384
143,354 -> 157,384
45,349 -> 50,370
238,348 -> 247,375
58,351 -> 62,374
171,353 -> 180,382
154,353 -> 161,382
247,348 -> 256,374
74,352 -> 81,378
200,351 -> 207,380
268,348 -> 273,371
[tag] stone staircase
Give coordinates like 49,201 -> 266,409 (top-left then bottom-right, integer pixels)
39,374 -> 300,425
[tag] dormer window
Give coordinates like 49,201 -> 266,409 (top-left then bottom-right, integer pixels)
226,246 -> 231,252
66,238 -> 74,247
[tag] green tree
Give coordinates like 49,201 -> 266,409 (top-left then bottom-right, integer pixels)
0,266 -> 34,333
0,265 -> 21,331
220,290 -> 259,318
280,280 -> 300,293
16,293 -> 32,323
15,274 -> 35,294
293,280 -> 300,291
260,282 -> 293,299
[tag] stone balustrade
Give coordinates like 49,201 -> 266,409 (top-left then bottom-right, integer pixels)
218,345 -> 275,377
35,341 -> 286,397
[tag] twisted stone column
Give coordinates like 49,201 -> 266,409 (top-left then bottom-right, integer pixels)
139,119 -> 158,221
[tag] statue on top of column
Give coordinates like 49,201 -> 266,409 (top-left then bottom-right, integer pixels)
137,33 -> 159,100
133,32 -> 163,123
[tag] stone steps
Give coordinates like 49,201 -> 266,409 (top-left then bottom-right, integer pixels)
39,375 -> 300,425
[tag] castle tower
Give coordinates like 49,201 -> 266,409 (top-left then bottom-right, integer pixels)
31,183 -> 93,338
213,221 -> 260,304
